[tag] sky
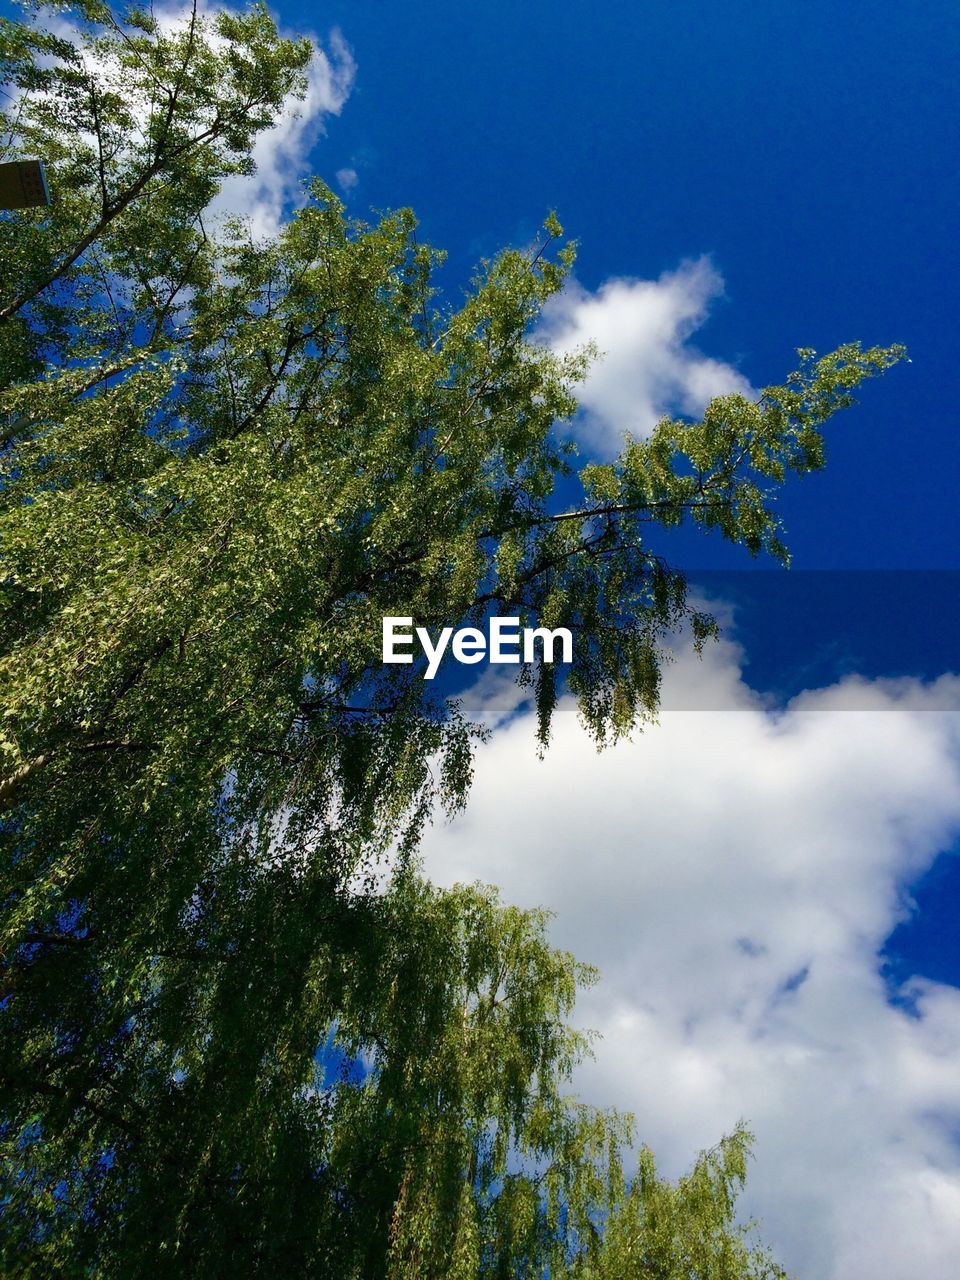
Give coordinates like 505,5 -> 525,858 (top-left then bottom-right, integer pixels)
166,2 -> 960,1275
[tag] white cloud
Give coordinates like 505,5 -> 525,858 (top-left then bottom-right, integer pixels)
37,2 -> 355,239
336,167 -> 359,193
141,2 -> 355,237
212,26 -> 355,237
536,256 -> 754,456
420,637 -> 960,1280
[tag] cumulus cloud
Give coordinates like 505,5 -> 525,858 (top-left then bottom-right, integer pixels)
536,256 -> 754,456
137,2 -> 354,237
212,27 -> 355,237
39,2 -> 355,239
419,635 -> 960,1280
335,167 -> 359,193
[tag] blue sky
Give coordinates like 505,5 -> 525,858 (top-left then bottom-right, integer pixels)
237,2 -> 960,1274
276,1 -> 960,971
298,0 -> 960,573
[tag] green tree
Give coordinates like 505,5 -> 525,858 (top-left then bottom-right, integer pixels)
2,867 -> 788,1277
0,3 -> 902,1274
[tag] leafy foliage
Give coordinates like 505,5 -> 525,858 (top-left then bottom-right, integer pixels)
2,868 -> 787,1278
0,3 -> 903,1274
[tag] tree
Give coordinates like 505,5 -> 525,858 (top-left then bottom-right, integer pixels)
2,860 -> 789,1278
0,3 -> 903,1274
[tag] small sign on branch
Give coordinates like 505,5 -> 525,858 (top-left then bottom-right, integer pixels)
0,159 -> 51,210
